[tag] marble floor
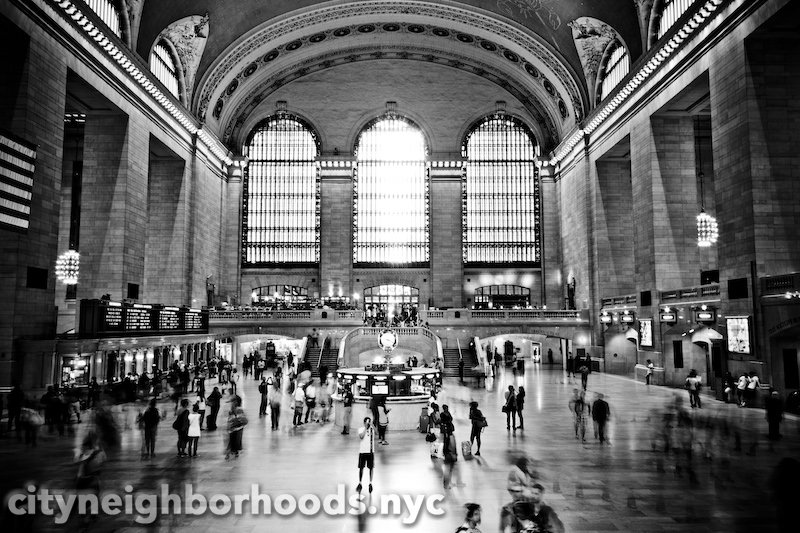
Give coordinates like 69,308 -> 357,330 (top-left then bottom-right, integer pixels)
1,367 -> 797,532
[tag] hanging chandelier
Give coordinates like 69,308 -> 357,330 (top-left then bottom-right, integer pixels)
55,250 -> 80,285
694,117 -> 718,247
696,209 -> 718,247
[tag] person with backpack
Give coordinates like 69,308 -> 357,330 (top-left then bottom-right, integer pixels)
173,398 -> 190,457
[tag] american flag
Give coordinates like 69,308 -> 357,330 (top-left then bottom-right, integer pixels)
0,130 -> 36,232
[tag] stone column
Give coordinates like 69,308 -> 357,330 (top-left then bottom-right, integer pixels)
78,112 -> 149,301
539,163 -> 562,308
429,162 -> 463,308
319,158 -> 354,300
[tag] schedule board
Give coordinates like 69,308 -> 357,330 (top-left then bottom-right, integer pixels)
79,299 -> 209,338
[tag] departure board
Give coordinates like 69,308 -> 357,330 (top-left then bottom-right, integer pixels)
125,307 -> 153,330
159,308 -> 180,329
79,300 -> 209,338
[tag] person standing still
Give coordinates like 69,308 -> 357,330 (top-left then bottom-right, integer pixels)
515,387 -> 526,430
268,381 -> 281,430
646,360 -> 654,385
504,386 -> 517,431
206,387 -> 222,430
258,377 -> 269,417
356,417 -> 376,493
140,398 -> 160,458
341,386 -> 354,435
566,352 -> 575,378
468,401 -> 486,456
765,389 -> 784,440
591,393 -> 610,444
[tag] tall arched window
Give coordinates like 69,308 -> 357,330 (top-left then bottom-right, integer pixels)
242,114 -> 320,265
353,115 -> 429,265
598,41 -> 630,101
85,0 -> 121,38
149,41 -> 179,99
656,0 -> 694,40
462,115 -> 539,264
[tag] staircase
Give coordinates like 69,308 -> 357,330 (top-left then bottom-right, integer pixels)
442,347 -> 479,379
305,347 -> 321,376
312,347 -> 339,379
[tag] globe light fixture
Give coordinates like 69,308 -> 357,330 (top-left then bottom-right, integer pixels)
55,250 -> 80,285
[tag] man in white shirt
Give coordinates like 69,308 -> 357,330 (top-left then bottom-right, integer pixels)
357,417 -> 376,493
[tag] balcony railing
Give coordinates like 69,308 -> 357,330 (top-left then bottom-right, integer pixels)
761,273 -> 799,296
660,284 -> 720,302
600,294 -> 638,308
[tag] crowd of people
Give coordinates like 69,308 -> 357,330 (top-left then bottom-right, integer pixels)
0,342 -> 795,532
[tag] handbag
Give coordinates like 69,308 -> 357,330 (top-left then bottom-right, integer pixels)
501,405 -> 508,413
425,431 -> 437,443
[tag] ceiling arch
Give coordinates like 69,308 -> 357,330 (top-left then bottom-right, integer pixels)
136,0 -> 642,96
191,1 -> 602,151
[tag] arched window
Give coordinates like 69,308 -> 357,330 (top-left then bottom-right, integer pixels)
656,0 -> 694,40
250,285 -> 308,305
353,115 -> 429,265
474,285 -> 531,309
242,114 -> 320,265
363,285 -> 419,314
149,41 -> 179,99
462,115 -> 539,264
85,0 -> 121,38
598,41 -> 630,101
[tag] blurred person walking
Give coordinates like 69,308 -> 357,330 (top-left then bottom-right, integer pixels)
341,386 -> 354,435
455,503 -> 482,533
225,396 -> 248,459
765,389 -> 784,440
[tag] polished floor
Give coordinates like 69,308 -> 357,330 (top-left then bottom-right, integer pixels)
1,366 -> 797,532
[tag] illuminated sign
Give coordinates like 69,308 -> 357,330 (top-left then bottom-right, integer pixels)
79,300 -> 209,338
639,319 -> 653,347
694,310 -> 716,323
620,312 -> 635,323
660,313 -> 677,322
726,316 -> 751,354
600,314 -> 612,324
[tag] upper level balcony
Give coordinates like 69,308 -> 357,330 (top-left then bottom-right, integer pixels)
208,308 -> 590,328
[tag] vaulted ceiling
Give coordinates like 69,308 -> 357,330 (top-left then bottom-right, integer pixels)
131,0 -> 646,151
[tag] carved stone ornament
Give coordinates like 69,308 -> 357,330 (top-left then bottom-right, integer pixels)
158,13 -> 210,101
124,0 -> 145,49
568,17 -> 619,102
